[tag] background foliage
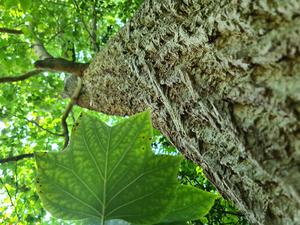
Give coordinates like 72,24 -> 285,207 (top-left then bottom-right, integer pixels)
0,0 -> 249,224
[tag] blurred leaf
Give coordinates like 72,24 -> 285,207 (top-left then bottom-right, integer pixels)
3,0 -> 18,8
20,0 -> 31,11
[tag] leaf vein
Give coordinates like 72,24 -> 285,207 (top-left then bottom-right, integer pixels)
107,167 -> 160,206
55,162 -> 104,207
106,191 -> 157,217
82,123 -> 105,181
52,182 -> 102,217
107,122 -> 143,180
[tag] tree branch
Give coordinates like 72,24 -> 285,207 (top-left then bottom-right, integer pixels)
0,153 -> 34,164
25,118 -> 64,136
0,69 -> 44,83
0,57 -> 88,84
34,58 -> 89,77
0,59 -> 88,85
61,77 -> 82,148
31,39 -> 52,60
0,27 -> 23,35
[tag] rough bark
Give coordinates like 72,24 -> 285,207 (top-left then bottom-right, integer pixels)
66,1 -> 300,224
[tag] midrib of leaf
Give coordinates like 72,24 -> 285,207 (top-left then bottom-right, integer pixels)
102,127 -> 112,225
101,118 -> 144,223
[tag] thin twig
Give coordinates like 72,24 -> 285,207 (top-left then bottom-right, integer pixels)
25,118 -> 64,136
61,77 -> 82,148
0,154 -> 34,164
0,177 -> 15,208
0,69 -> 44,84
46,22 -> 76,44
14,163 -> 21,222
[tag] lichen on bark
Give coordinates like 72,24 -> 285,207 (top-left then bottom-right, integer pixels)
66,1 -> 300,224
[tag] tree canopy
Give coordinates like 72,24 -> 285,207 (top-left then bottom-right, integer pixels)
0,0 -> 249,224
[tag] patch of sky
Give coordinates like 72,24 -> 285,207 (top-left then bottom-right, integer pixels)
51,143 -> 59,151
0,120 -> 6,132
116,18 -> 124,27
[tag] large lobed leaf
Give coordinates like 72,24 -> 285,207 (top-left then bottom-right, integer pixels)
35,111 -> 182,224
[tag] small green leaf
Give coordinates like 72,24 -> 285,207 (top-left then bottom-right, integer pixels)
20,0 -> 31,11
35,111 -> 182,224
3,0 -> 18,8
157,185 -> 218,224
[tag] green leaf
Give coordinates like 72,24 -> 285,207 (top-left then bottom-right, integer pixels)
157,186 -> 217,224
3,0 -> 18,8
20,0 -> 31,11
35,111 -> 182,224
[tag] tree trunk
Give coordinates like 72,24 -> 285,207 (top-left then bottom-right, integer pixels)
68,1 -> 300,224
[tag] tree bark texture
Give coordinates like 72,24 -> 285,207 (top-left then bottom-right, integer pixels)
69,1 -> 300,224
